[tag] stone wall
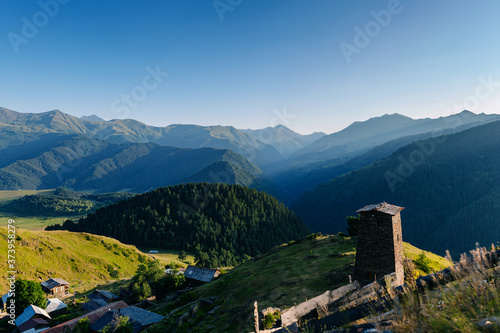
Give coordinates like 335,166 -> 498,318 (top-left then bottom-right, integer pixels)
354,211 -> 404,286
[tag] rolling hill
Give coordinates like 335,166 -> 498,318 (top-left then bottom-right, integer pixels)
144,235 -> 450,332
0,228 -> 152,293
293,120 -> 500,257
53,183 -> 309,267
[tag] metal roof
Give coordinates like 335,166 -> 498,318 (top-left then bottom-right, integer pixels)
45,298 -> 68,314
90,289 -> 119,301
16,317 -> 49,332
1,293 -> 9,304
20,327 -> 50,333
90,306 -> 164,333
41,278 -> 70,290
15,305 -> 51,327
184,265 -> 220,283
41,301 -> 128,333
83,298 -> 108,312
356,202 -> 404,216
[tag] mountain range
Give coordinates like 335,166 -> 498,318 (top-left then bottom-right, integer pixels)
1,107 -> 499,200
0,107 -> 324,172
293,120 -> 500,256
274,112 -> 500,202
0,132 -> 278,194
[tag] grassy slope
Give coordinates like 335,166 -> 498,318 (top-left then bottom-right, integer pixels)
137,247 -> 196,266
148,235 -> 450,333
0,189 -> 56,203
0,228 -> 172,293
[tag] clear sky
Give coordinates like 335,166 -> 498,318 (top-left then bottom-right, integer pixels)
1,1 -> 500,134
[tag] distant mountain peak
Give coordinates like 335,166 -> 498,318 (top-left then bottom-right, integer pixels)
81,115 -> 106,122
45,109 -> 64,115
379,113 -> 413,120
458,110 -> 476,117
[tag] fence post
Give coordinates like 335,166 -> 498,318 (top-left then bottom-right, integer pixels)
254,301 -> 259,332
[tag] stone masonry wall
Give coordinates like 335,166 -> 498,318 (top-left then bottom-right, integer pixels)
354,211 -> 404,286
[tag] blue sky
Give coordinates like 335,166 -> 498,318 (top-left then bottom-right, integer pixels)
1,1 -> 500,134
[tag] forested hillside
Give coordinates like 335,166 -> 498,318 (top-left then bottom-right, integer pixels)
0,133 -> 276,194
293,120 -> 500,257
273,119 -> 500,203
52,183 -> 309,267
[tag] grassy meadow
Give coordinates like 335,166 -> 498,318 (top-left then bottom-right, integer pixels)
0,189 -> 82,230
148,234 -> 451,332
0,228 -> 172,294
137,247 -> 196,268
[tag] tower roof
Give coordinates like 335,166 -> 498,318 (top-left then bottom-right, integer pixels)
356,202 -> 404,216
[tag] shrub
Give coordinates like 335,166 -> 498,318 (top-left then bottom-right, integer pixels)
101,315 -> 133,333
178,250 -> 187,261
74,318 -> 91,333
346,215 -> 360,237
413,251 -> 432,273
263,311 -> 280,329
110,269 -> 119,279
307,233 -> 322,240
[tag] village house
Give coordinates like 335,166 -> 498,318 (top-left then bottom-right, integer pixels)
42,301 -> 128,333
83,289 -> 120,312
90,306 -> 164,333
45,298 -> 68,316
15,305 -> 51,333
41,278 -> 70,298
184,265 -> 221,284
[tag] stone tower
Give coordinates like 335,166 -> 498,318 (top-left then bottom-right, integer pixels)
353,202 -> 404,286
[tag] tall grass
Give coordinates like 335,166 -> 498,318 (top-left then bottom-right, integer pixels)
394,247 -> 500,332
